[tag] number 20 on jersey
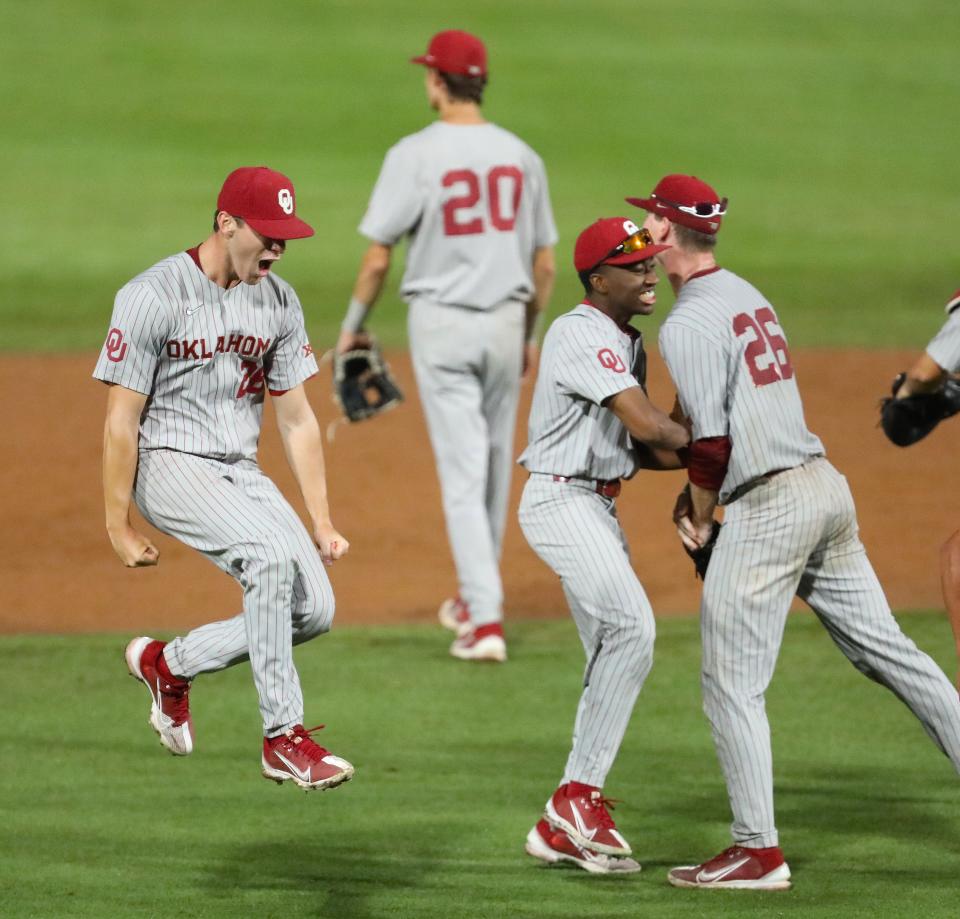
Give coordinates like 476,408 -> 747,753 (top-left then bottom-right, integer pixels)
734,307 -> 794,386
442,167 -> 523,236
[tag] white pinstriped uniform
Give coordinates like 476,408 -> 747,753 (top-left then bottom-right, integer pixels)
659,267 -> 960,848
361,121 -> 557,626
926,302 -> 960,373
518,303 -> 654,787
93,250 -> 330,735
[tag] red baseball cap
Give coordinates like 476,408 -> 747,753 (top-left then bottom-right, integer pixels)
411,30 -> 487,77
216,166 -> 314,240
626,174 -> 727,235
574,217 -> 671,272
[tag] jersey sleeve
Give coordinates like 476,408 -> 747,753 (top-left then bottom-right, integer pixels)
551,320 -> 640,405
264,288 -> 319,393
92,282 -> 171,394
358,141 -> 423,245
528,152 -> 559,248
659,319 -> 729,439
926,308 -> 960,374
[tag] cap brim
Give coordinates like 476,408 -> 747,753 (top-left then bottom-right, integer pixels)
245,215 -> 315,241
411,54 -> 434,67
625,196 -> 657,211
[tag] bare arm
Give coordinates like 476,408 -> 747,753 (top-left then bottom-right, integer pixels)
607,386 -> 690,451
940,531 -> 960,689
523,245 -> 557,376
896,352 -> 948,397
634,442 -> 687,470
272,384 -> 348,564
336,242 -> 393,354
102,384 -> 159,567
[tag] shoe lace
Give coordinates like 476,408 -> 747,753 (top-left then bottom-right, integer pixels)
588,792 -> 622,830
289,724 -> 329,760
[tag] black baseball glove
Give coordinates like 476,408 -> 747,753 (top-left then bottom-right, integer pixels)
879,372 -> 960,446
332,342 -> 403,423
685,520 -> 722,580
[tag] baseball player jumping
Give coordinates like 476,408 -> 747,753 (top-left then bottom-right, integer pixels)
880,289 -> 960,686
630,174 -> 960,889
518,218 -> 690,874
95,166 -> 354,791
336,29 -> 557,662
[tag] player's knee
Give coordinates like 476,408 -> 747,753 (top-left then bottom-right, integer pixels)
296,584 -> 335,641
614,615 -> 656,667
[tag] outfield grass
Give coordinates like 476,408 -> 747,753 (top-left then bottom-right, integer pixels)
2,612 -> 958,918
3,0 -> 959,352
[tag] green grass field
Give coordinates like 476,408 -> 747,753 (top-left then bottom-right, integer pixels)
3,0 -> 959,352
2,613 -> 958,918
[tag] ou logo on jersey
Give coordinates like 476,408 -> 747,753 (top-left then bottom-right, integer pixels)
597,348 -> 626,372
277,188 -> 294,214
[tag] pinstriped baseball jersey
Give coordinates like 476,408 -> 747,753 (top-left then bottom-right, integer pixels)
658,268 -> 823,503
926,302 -> 960,372
360,122 -> 558,309
518,303 -> 646,481
92,250 -> 318,462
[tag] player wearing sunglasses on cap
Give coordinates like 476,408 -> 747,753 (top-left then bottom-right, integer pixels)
628,174 -> 960,890
518,217 -> 690,874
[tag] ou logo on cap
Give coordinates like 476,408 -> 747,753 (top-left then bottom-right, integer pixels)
622,219 -> 640,235
277,188 -> 294,215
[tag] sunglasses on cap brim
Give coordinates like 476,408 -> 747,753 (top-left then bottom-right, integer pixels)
656,196 -> 728,219
604,228 -> 656,261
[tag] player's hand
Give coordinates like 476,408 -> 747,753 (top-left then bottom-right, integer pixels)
107,524 -> 160,568
677,515 -> 717,551
522,341 -> 540,379
335,330 -> 373,355
314,521 -> 349,566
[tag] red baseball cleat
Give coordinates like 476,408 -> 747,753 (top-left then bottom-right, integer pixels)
545,783 -> 631,856
262,725 -> 354,791
449,622 -> 507,662
668,844 -> 791,890
125,636 -> 193,756
525,819 -> 642,875
438,595 -> 471,636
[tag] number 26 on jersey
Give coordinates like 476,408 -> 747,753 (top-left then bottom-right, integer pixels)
442,167 -> 523,236
734,307 -> 794,386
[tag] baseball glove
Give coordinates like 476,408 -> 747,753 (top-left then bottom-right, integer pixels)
879,372 -> 960,446
684,520 -> 722,580
332,343 -> 403,423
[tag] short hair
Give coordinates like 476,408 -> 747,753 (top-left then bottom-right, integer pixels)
672,222 -> 717,252
578,268 -> 598,295
440,71 -> 487,104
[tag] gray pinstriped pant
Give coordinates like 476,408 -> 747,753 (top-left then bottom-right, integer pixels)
704,457 -> 960,847
408,297 -> 525,627
133,449 -> 335,735
519,473 -> 656,787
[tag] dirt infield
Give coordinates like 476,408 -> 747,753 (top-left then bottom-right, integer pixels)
3,350 -> 958,634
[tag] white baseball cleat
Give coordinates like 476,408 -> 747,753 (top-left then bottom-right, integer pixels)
668,844 -> 791,890
125,636 -> 194,756
525,820 -> 642,875
449,623 -> 507,662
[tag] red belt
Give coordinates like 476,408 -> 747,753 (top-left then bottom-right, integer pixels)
552,475 -> 622,498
